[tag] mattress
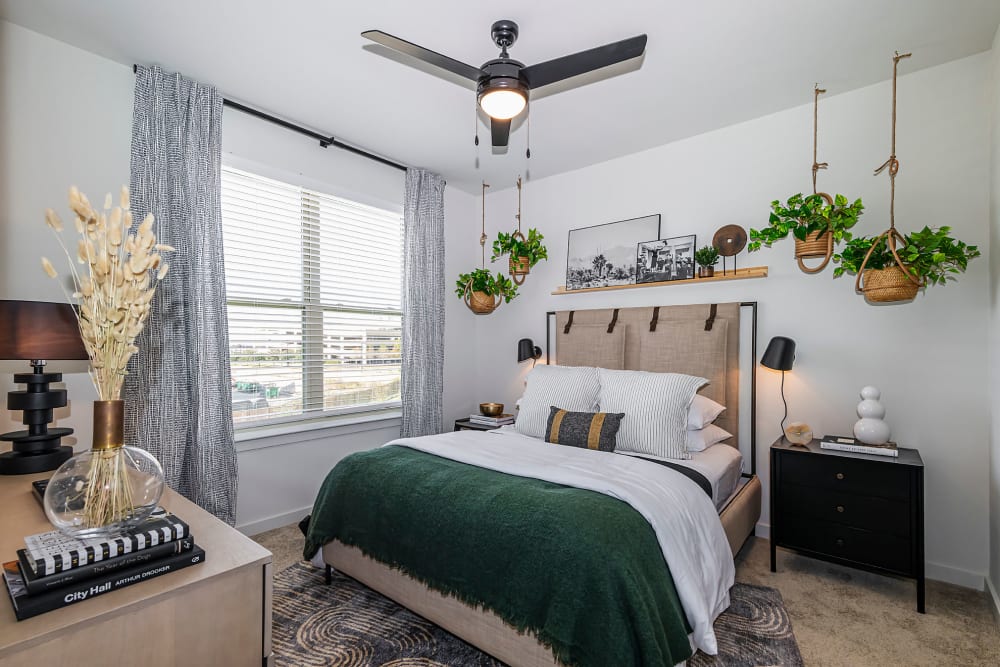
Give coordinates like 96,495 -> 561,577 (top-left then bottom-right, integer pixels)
492,426 -> 744,510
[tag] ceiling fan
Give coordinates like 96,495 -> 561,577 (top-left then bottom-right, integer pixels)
361,20 -> 648,148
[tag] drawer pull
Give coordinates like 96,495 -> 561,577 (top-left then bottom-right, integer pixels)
836,505 -> 845,513
835,472 -> 845,480
835,538 -> 845,547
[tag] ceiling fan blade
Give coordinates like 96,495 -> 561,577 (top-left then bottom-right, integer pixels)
521,34 -> 647,89
361,30 -> 481,82
491,118 -> 511,148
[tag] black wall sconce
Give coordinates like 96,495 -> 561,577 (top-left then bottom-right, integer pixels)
517,338 -> 542,363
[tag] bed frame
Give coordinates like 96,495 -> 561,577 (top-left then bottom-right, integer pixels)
324,301 -> 762,667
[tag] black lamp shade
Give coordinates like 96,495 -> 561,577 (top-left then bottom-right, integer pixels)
0,300 -> 88,361
761,336 -> 795,371
517,338 -> 542,363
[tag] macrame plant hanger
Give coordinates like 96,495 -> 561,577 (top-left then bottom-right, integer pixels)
796,84 -> 834,274
509,176 -> 529,285
854,51 -> 922,302
463,182 -> 502,314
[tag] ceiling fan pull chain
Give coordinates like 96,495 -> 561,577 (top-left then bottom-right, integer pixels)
526,114 -> 531,159
474,100 -> 480,146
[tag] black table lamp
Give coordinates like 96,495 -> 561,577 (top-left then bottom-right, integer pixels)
0,300 -> 89,474
517,338 -> 542,364
760,336 -> 796,438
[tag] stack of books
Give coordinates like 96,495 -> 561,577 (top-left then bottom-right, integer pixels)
2,507 -> 205,620
470,413 -> 515,427
820,435 -> 899,458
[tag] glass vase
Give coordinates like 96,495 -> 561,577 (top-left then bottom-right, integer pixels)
43,400 -> 165,539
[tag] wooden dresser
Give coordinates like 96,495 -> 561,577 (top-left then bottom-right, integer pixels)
770,437 -> 925,612
0,472 -> 273,666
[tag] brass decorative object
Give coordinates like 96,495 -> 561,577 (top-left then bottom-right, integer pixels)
479,402 -> 504,417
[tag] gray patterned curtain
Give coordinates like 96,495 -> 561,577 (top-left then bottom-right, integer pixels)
125,65 -> 237,525
401,169 -> 446,437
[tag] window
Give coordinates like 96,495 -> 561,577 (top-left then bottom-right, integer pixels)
221,165 -> 403,427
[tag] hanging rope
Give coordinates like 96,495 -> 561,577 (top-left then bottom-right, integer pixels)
856,51 -> 921,295
798,83 -> 833,274
873,51 -> 911,231
511,176 -> 527,284
811,84 -> 828,196
480,181 -> 489,268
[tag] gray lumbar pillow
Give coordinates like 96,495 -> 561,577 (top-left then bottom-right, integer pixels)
544,406 -> 625,452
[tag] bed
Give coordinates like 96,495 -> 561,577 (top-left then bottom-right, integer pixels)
305,302 -> 762,666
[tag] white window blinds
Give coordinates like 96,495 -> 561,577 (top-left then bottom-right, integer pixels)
221,165 -> 403,427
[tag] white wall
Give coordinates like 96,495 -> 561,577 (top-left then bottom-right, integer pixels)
0,21 -> 478,535
474,53 -> 993,588
0,21 -> 134,453
987,24 -> 1000,607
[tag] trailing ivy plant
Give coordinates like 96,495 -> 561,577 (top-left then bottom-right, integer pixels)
749,193 -> 864,251
694,245 -> 720,268
454,268 -> 519,303
490,228 -> 548,267
832,226 -> 980,286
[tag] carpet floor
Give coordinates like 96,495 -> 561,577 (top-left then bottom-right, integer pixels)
253,525 -> 1000,666
271,561 -> 802,666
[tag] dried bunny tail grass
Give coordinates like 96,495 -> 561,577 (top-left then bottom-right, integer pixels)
41,185 -> 170,402
45,209 -> 63,231
41,257 -> 58,278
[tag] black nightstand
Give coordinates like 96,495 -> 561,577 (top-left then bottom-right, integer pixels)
770,437 -> 925,612
454,418 -> 503,432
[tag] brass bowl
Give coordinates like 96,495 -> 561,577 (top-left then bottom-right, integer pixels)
479,402 -> 504,417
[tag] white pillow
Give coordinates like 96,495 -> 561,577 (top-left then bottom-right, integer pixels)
688,394 -> 726,430
514,365 -> 601,439
599,368 -> 707,460
687,424 -> 733,453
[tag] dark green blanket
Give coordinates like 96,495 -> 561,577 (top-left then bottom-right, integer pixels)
304,446 -> 693,667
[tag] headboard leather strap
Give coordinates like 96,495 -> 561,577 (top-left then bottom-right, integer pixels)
649,306 -> 660,332
563,310 -> 575,334
705,304 -> 718,331
607,308 -> 620,334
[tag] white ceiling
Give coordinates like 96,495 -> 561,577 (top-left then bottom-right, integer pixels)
2,1 -> 999,193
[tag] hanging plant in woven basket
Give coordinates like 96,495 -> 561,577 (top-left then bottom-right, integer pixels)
749,85 -> 864,273
455,182 -> 519,315
833,52 -> 979,303
490,177 -> 548,285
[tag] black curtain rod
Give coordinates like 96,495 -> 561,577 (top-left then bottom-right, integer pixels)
132,64 -> 407,173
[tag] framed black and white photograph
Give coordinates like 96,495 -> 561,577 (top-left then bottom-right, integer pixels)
636,235 -> 697,284
565,214 -> 661,290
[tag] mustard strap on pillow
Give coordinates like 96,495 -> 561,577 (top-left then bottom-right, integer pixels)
544,406 -> 625,452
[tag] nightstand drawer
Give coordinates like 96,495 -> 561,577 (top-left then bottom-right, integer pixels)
780,482 -> 911,536
780,451 -> 910,500
780,517 -> 913,574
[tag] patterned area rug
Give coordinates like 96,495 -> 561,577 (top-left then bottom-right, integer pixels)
272,563 -> 803,666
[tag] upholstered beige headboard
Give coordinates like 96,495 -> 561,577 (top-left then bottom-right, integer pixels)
549,303 -> 746,455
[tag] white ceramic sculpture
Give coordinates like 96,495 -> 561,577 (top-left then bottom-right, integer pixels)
854,385 -> 891,445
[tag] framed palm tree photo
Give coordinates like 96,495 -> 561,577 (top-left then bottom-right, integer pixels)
565,214 -> 661,290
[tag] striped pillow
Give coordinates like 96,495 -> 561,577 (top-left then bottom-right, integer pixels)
598,368 -> 708,460
514,365 -> 601,439
544,407 -> 625,452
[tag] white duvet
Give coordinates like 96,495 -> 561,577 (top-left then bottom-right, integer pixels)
385,428 -> 735,656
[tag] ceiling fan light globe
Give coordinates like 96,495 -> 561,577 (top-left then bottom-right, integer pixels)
479,89 -> 526,120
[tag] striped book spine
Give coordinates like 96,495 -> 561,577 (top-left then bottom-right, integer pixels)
23,513 -> 190,577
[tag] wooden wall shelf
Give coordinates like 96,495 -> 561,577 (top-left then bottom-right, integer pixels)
551,266 -> 768,295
